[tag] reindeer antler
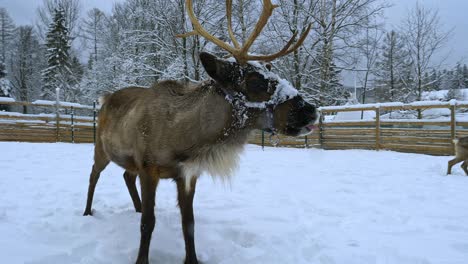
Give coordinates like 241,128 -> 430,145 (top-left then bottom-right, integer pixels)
177,0 -> 312,65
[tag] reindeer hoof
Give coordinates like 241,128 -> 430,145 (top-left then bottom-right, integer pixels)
135,257 -> 149,264
83,210 -> 93,216
135,205 -> 142,213
185,259 -> 199,264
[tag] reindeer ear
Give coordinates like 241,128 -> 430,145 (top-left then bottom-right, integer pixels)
200,52 -> 237,84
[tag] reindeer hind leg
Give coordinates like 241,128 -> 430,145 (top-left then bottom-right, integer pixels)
461,161 -> 468,176
447,157 -> 463,175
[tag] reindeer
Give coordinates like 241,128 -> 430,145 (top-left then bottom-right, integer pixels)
447,137 -> 468,175
83,1 -> 318,263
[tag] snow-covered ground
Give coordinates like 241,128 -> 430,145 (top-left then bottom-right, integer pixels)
422,89 -> 468,101
1,142 -> 468,264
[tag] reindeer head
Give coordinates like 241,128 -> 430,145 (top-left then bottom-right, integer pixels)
199,52 -> 317,136
179,0 -> 318,136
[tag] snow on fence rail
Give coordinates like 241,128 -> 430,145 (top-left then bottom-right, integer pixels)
2,98 -> 468,155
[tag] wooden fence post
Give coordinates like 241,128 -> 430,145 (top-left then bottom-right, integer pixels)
261,130 -> 265,150
451,103 -> 456,154
375,106 -> 380,150
319,113 -> 324,148
71,106 -> 75,143
93,100 -> 97,145
55,88 -> 60,142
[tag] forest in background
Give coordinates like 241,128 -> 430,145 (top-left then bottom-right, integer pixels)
0,0 -> 466,112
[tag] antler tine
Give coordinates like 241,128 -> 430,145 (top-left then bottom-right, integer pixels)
240,0 -> 279,55
177,0 -> 237,56
246,23 -> 312,62
226,0 -> 241,49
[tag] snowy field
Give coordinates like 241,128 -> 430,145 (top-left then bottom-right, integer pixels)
1,142 -> 468,264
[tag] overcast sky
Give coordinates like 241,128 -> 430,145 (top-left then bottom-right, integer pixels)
385,0 -> 468,66
0,0 -> 466,68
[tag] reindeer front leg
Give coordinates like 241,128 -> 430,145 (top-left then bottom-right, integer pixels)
136,166 -> 160,264
176,176 -> 198,264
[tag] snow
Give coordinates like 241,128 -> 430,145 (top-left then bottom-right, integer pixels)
0,96 -> 14,102
32,100 -> 95,110
0,112 -> 55,118
333,110 -> 376,121
223,57 -> 299,108
0,78 -> 11,96
1,142 -> 468,264
422,89 -> 468,101
410,100 -> 451,107
320,104 -> 379,111
0,112 -> 93,126
320,101 -> 454,112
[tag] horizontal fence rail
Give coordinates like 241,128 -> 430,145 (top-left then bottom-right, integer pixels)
1,97 -> 467,156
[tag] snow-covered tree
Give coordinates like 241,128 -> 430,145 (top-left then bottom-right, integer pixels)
445,70 -> 462,100
464,64 -> 468,87
41,8 -> 72,100
0,61 -> 8,91
304,44 -> 348,106
79,0 -> 226,101
375,30 -> 412,102
0,8 -> 15,63
0,8 -> 15,111
36,0 -> 82,42
355,18 -> 383,104
427,69 -> 440,91
402,2 -> 450,117
8,26 -> 44,113
454,63 -> 466,89
439,69 -> 455,91
0,60 -> 11,110
81,8 -> 105,64
273,0 -> 315,92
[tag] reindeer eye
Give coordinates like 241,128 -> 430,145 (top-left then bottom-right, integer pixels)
246,72 -> 268,93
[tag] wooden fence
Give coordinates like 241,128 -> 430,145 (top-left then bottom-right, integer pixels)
315,101 -> 468,156
0,99 -> 97,143
249,101 -> 468,155
1,98 -> 467,156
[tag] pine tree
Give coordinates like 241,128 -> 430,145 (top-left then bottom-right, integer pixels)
0,60 -> 11,110
439,70 -> 453,91
445,69 -> 461,101
455,63 -> 466,89
463,64 -> 468,87
375,30 -> 411,102
428,69 -> 439,91
0,8 -> 15,110
41,8 -> 72,100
